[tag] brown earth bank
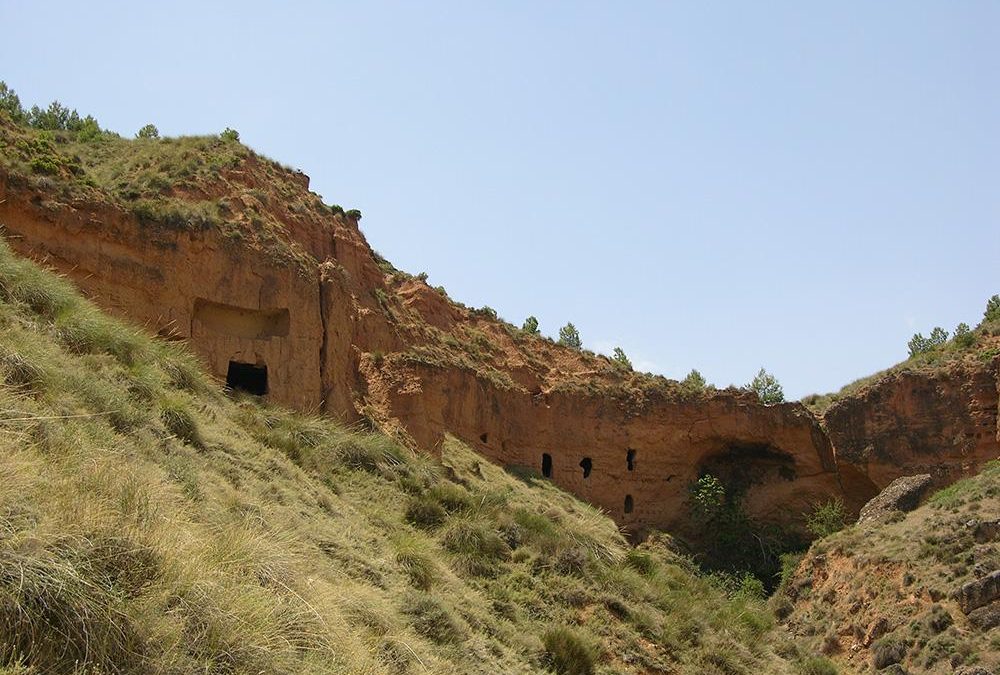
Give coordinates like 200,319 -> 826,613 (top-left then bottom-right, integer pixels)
822,356 -> 1000,494
776,460 -> 1000,674
1,120 -> 998,541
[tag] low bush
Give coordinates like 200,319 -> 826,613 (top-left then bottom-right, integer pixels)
871,635 -> 908,669
401,592 -> 466,644
542,625 -> 598,675
405,496 -> 448,529
805,499 -> 846,539
558,323 -> 582,349
748,367 -> 784,404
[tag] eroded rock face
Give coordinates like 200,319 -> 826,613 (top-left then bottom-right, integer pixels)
383,363 -> 842,535
823,361 -> 1000,493
3,156 -> 998,538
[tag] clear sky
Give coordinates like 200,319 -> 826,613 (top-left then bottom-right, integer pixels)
2,1 -> 997,398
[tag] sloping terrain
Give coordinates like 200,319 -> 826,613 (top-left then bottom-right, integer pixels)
0,238 -> 834,674
0,92 -> 852,541
778,462 -> 1000,673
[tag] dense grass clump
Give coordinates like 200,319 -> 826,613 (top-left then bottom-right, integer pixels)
542,625 -> 599,675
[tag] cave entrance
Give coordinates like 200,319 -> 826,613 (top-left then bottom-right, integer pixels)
698,441 -> 797,496
226,361 -> 268,395
580,457 -> 593,479
627,448 -> 636,471
624,495 -> 634,514
541,453 -> 553,478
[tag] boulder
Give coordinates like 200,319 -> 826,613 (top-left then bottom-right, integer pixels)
952,570 -> 1000,615
857,474 -> 933,524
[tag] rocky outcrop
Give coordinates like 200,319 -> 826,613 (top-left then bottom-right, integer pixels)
857,474 -> 933,524
0,164 -> 850,537
953,570 -> 1000,615
2,131 -> 998,539
823,359 -> 1000,493
384,362 -> 842,535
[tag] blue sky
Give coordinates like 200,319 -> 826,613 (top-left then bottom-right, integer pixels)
2,1 -> 997,397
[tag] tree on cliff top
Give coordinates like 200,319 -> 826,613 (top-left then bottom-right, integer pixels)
747,368 -> 784,404
558,323 -> 582,350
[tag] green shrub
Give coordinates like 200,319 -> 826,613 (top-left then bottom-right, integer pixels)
871,635 -> 907,669
909,326 -> 949,357
0,81 -> 25,122
220,127 -> 240,142
477,306 -> 498,320
136,124 -> 159,139
427,482 -> 473,513
542,625 -> 598,675
984,294 -> 1000,324
748,368 -> 784,404
558,323 -> 582,350
805,499 -> 846,539
405,496 -> 447,530
681,368 -> 707,393
611,347 -> 631,370
393,534 -> 438,590
522,316 -> 539,334
797,655 -> 838,675
954,322 -> 975,348
440,518 -> 509,576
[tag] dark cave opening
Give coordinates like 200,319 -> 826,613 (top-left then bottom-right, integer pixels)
226,361 -> 268,396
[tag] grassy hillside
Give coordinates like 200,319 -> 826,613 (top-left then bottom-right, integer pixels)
0,237 -> 835,674
777,462 -> 1000,673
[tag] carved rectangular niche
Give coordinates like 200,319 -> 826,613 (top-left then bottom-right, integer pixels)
193,299 -> 290,340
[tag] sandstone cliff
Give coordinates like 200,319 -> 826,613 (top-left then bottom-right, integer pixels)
1,113 -> 996,540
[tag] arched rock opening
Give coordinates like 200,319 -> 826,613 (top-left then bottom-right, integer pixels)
697,441 -> 797,496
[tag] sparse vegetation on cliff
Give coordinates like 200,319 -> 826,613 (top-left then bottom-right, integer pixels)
803,295 -> 1000,413
748,367 -> 784,404
778,461 -> 1000,674
558,322 -> 583,349
0,238 -> 826,673
0,82 -> 355,274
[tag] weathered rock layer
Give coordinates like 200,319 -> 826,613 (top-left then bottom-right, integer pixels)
2,157 -> 997,537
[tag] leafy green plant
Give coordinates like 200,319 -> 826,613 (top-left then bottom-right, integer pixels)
0,81 -> 25,122
748,368 -> 784,404
954,322 -> 975,348
558,322 -> 582,349
805,499 -> 846,538
136,124 -> 160,139
681,368 -> 707,392
909,326 -> 949,356
521,316 -> 539,334
220,127 -> 240,142
984,294 -> 1000,324
611,347 -> 631,370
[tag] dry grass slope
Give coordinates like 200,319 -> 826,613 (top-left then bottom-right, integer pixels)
0,241 -> 833,673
